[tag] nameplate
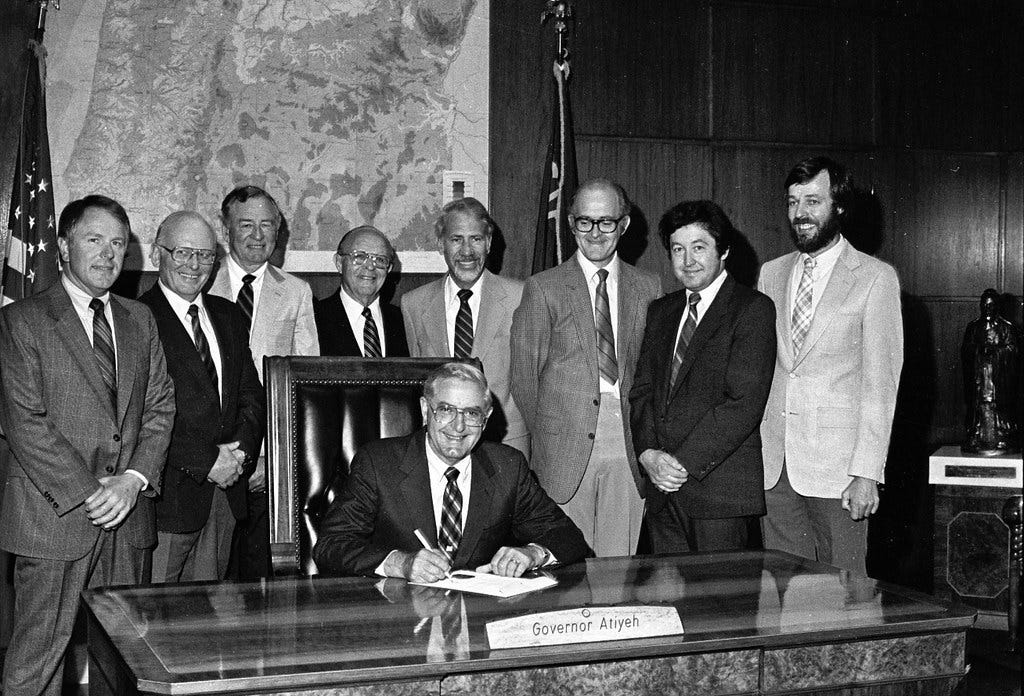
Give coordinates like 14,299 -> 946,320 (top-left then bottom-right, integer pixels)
928,445 -> 1023,489
485,606 -> 683,649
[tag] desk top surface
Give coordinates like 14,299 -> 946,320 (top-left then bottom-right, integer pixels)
83,551 -> 974,693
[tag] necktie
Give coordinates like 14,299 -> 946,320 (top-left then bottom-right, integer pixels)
453,289 -> 473,359
791,256 -> 816,356
670,292 -> 701,388
440,596 -> 463,660
237,273 -> 256,333
438,467 -> 463,563
188,304 -> 219,391
362,306 -> 382,357
594,269 -> 618,384
89,298 -> 117,411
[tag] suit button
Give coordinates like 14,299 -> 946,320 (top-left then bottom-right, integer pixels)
789,372 -> 796,378
112,434 -> 121,442
593,398 -> 599,406
588,433 -> 595,440
53,502 -> 59,509
105,466 -> 114,473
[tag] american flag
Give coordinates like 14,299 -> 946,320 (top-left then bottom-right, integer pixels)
3,39 -> 58,306
531,59 -> 578,274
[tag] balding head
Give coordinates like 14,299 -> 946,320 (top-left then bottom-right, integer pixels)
150,211 -> 218,302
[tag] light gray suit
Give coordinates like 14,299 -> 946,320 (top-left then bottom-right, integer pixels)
0,283 -> 175,695
511,256 -> 661,555
401,270 -> 529,456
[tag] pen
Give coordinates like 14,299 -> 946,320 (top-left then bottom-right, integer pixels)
413,528 -> 453,579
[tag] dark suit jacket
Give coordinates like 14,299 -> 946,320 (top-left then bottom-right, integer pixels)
314,291 -> 409,357
629,274 -> 776,519
312,430 -> 591,575
140,287 -> 265,533
0,282 -> 175,559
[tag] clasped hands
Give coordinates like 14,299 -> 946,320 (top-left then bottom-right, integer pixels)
640,448 -> 688,493
386,545 -> 546,584
207,441 -> 246,489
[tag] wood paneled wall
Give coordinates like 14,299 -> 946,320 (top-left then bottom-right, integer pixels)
491,0 -> 1022,587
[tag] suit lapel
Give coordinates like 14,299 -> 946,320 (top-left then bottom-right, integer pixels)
670,277 -> 734,399
49,287 -> 118,423
110,298 -> 140,426
206,297 -> 236,413
795,245 -> 858,366
396,433 -> 441,546
422,279 -> 450,355
473,271 -> 506,360
456,446 -> 494,568
776,253 -> 799,370
564,262 -> 599,374
149,288 -> 220,405
616,263 -> 647,373
252,265 -> 284,349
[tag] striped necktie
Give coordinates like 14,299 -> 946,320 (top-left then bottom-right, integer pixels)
670,292 -> 700,388
89,298 -> 117,411
438,467 -> 463,563
187,304 -> 219,391
594,268 -> 618,384
791,256 -> 815,356
236,273 -> 256,333
453,289 -> 473,359
362,306 -> 382,357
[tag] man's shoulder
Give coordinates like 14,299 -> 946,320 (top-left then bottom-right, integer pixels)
1,284 -> 60,322
484,270 -> 525,293
112,293 -> 155,322
401,276 -> 444,308
266,264 -> 311,292
761,252 -> 798,275
845,245 -> 899,280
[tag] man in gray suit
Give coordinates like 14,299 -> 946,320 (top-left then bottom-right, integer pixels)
758,157 -> 903,574
511,179 -> 662,556
0,195 -> 175,695
402,198 -> 529,456
208,184 -> 319,578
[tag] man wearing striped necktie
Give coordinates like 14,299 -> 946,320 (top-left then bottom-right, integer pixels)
758,157 -> 903,575
0,196 -> 175,695
314,225 -> 408,358
511,179 -> 662,557
630,200 -> 775,554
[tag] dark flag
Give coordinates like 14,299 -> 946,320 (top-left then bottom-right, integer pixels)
532,59 -> 578,274
3,38 -> 58,306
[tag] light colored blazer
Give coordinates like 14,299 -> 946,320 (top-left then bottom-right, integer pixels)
401,270 -> 529,456
510,257 -> 661,504
757,242 -> 903,498
0,283 -> 175,560
209,262 -> 320,380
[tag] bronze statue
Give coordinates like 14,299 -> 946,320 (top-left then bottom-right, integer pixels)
961,289 -> 1021,455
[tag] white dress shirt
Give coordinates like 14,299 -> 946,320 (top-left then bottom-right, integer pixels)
224,255 -> 268,310
575,251 -> 621,395
443,273 -> 484,356
157,282 -> 224,402
672,269 -> 729,350
788,235 -> 847,319
338,288 -> 386,357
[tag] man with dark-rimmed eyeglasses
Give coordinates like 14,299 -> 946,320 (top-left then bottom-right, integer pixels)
140,211 -> 264,582
314,225 -> 408,357
313,362 -> 590,581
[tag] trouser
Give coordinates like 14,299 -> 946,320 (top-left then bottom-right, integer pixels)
152,488 -> 236,583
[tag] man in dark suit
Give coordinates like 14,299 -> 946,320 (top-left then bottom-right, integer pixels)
511,179 -> 662,557
314,225 -> 408,357
630,200 -> 776,554
313,362 -> 590,582
0,195 -> 175,696
140,211 -> 265,582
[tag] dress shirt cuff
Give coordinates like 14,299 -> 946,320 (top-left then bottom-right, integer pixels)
527,543 -> 556,568
124,469 -> 149,489
376,549 -> 401,577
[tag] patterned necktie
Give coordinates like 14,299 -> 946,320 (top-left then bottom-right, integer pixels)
594,268 -> 618,384
236,273 -> 256,333
187,304 -> 219,391
89,298 -> 117,411
453,289 -> 474,359
438,467 -> 463,563
791,256 -> 816,356
670,292 -> 701,388
362,306 -> 382,357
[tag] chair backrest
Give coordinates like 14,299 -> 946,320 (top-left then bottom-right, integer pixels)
265,356 -> 455,575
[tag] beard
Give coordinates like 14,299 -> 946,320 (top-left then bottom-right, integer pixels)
789,210 -> 841,254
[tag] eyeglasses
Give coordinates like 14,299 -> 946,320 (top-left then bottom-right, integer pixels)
428,402 -> 488,428
572,215 -> 626,234
158,245 -> 217,265
340,250 -> 392,270
236,220 -> 278,235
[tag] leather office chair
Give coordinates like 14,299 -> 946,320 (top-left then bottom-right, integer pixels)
265,356 -> 454,575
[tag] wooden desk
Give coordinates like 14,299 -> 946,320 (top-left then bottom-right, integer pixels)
84,551 -> 974,696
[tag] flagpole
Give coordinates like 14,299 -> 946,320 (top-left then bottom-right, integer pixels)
34,0 -> 59,39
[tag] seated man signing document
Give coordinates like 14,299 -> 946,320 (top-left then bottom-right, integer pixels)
313,363 -> 591,581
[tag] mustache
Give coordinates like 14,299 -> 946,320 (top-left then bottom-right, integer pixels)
792,217 -> 817,227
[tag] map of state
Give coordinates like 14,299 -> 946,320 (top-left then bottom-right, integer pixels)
47,0 -> 489,271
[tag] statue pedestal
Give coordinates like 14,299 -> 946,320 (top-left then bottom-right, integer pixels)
930,446 -> 1023,632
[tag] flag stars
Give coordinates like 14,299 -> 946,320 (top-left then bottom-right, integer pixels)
28,216 -> 35,230
37,240 -> 48,252
13,206 -> 21,220
37,178 -> 48,193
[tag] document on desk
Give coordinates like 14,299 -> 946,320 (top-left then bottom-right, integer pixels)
410,570 -> 558,598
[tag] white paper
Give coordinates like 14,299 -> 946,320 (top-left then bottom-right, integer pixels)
410,570 -> 558,598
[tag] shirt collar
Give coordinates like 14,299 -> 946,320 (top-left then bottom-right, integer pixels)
801,234 -> 846,273
62,274 -> 111,307
443,271 -> 485,306
687,268 -> 729,306
424,432 -> 472,480
338,285 -> 380,314
575,250 -> 620,284
226,254 -> 267,283
157,280 -> 207,317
